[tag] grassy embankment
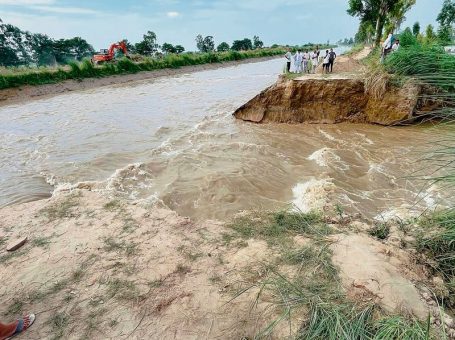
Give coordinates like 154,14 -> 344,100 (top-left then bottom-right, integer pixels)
0,48 -> 285,89
225,38 -> 455,338
0,45 -> 336,90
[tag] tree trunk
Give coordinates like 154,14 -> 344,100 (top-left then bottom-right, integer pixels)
374,14 -> 385,47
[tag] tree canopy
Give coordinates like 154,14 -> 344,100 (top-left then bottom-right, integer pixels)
348,0 -> 416,46
253,35 -> 264,49
135,31 -> 159,56
232,38 -> 253,51
217,42 -> 230,52
195,35 -> 215,53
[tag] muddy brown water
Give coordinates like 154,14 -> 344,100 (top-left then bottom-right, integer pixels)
0,58 -> 452,221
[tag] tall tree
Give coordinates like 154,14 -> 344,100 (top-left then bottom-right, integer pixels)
437,0 -> 455,43
426,24 -> 436,41
253,35 -> 264,49
348,0 -> 415,46
195,35 -> 215,53
412,21 -> 420,36
437,0 -> 455,27
135,31 -> 159,56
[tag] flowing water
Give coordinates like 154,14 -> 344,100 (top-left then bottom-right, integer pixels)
0,58 -> 452,221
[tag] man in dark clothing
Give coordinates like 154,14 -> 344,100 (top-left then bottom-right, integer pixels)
328,48 -> 337,73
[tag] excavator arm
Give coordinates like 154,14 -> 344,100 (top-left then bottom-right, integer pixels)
92,41 -> 128,64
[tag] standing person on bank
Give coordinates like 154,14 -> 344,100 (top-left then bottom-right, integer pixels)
381,32 -> 394,62
322,50 -> 330,73
328,48 -> 337,73
311,49 -> 319,73
284,48 -> 292,73
294,49 -> 303,73
303,50 -> 310,73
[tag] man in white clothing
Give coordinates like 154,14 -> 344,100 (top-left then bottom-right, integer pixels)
392,40 -> 400,52
294,50 -> 303,73
311,50 -> 319,73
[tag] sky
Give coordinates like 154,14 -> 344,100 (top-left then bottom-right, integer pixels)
0,0 -> 445,51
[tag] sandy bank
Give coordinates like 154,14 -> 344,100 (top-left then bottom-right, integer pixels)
0,56 -> 280,108
1,189 -> 453,338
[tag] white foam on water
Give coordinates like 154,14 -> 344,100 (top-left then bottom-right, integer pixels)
291,178 -> 335,213
354,132 -> 374,145
318,129 -> 337,141
308,148 -> 349,170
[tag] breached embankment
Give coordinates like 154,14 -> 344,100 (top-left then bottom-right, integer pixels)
233,74 -> 430,125
234,48 -> 439,126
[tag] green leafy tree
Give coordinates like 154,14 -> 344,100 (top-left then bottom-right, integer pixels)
217,42 -> 230,52
0,19 -> 21,66
253,35 -> 264,49
195,35 -> 215,52
437,0 -> 455,43
348,0 -> 416,46
412,21 -> 420,36
174,45 -> 185,54
52,37 -> 94,63
135,31 -> 159,56
30,33 -> 56,65
231,38 -> 253,51
426,24 -> 436,41
437,0 -> 455,27
161,42 -> 176,54
355,20 -> 375,43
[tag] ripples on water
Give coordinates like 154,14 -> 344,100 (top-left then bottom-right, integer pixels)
0,58 -> 451,221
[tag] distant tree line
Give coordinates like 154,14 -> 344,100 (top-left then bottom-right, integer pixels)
0,18 -> 94,67
337,37 -> 355,45
194,35 -> 264,53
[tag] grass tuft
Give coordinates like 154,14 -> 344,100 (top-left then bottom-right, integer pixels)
368,222 -> 390,240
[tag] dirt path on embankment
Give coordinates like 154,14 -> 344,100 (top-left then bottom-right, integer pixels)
0,56 -> 280,108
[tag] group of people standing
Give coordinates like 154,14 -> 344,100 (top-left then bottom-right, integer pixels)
285,47 -> 337,74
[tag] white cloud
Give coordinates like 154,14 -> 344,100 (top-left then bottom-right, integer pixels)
30,5 -> 98,14
0,0 -> 54,4
166,11 -> 180,18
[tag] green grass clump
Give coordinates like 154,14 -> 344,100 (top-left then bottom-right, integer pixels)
298,303 -> 431,340
372,315 -> 431,340
227,209 -> 330,247
417,209 -> 455,306
368,222 -> 390,240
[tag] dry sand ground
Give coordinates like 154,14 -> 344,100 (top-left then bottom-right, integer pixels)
0,56 -> 281,108
1,189 -> 454,339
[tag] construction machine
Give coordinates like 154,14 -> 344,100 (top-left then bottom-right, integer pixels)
92,41 -> 128,64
